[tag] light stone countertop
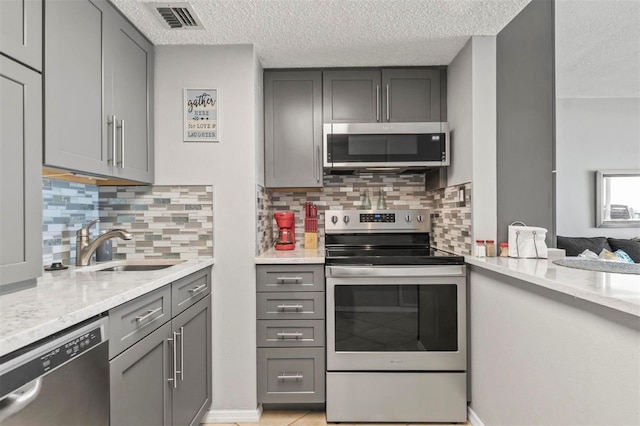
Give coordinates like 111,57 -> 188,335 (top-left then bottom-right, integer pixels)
256,245 -> 325,264
465,256 -> 640,317
0,258 -> 214,357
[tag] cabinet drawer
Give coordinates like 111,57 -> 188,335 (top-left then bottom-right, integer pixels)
257,320 -> 325,348
109,285 -> 171,359
172,267 -> 211,317
256,264 -> 324,292
257,292 -> 324,320
257,348 -> 325,403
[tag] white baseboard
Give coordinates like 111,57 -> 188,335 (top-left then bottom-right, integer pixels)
202,405 -> 263,424
468,407 -> 485,426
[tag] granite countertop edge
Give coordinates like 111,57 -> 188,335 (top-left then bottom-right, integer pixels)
465,256 -> 640,318
0,258 -> 215,357
255,246 -> 325,264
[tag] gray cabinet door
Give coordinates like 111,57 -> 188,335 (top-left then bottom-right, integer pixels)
44,0 -> 111,177
171,295 -> 212,426
264,71 -> 322,188
110,321 -> 172,426
0,0 -> 42,71
323,70 -> 381,123
0,57 -> 42,287
382,68 -> 443,122
107,9 -> 154,183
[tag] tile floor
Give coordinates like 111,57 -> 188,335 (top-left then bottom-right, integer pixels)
205,410 -> 470,425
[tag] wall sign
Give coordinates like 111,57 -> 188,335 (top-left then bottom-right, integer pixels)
184,88 -> 219,142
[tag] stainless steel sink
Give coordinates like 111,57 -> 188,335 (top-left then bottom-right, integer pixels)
79,260 -> 186,272
96,264 -> 175,272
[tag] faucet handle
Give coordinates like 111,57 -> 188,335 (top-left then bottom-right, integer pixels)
77,219 -> 100,237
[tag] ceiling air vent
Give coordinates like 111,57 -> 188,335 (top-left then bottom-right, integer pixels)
147,3 -> 204,30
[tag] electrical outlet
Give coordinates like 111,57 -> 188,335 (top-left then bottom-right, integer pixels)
458,188 -> 465,203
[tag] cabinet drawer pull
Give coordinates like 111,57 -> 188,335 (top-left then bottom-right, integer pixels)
189,283 -> 207,295
277,373 -> 303,381
386,84 -> 390,121
276,304 -> 303,311
135,307 -> 162,322
276,276 -> 303,283
376,85 -> 380,121
277,332 -> 303,339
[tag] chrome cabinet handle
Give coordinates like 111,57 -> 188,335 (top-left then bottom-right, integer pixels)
316,146 -> 321,182
276,304 -> 303,311
386,84 -> 390,121
179,326 -> 184,381
276,276 -> 303,283
277,373 -> 303,381
135,307 -> 162,322
168,333 -> 177,388
277,332 -> 303,339
108,115 -> 116,165
189,283 -> 207,295
117,119 -> 125,168
376,85 -> 380,121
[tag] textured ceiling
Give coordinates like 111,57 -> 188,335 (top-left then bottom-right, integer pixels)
110,0 -> 531,68
555,0 -> 640,98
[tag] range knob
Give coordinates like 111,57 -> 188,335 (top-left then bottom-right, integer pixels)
417,214 -> 424,222
405,214 -> 412,222
331,215 -> 338,224
343,216 -> 350,224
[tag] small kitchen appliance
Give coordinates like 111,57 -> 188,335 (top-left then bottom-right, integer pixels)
324,209 -> 466,423
274,212 -> 296,250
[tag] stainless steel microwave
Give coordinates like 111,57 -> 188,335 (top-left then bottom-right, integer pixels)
323,122 -> 449,171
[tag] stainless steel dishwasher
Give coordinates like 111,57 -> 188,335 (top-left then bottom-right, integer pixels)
0,316 -> 109,425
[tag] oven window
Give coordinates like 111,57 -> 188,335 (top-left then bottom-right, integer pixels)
334,284 -> 457,352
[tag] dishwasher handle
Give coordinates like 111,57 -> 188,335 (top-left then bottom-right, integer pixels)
0,379 -> 42,423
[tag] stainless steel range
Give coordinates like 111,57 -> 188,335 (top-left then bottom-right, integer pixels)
324,209 -> 467,423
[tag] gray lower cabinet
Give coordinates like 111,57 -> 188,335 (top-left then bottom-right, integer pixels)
264,71 -> 323,188
256,264 -> 325,404
0,55 -> 42,289
109,268 -> 212,426
0,0 -> 42,71
44,0 -> 154,183
323,68 -> 446,123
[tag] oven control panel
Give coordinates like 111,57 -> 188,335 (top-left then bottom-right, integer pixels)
325,209 -> 430,233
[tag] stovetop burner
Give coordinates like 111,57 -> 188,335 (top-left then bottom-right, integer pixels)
324,209 -> 465,266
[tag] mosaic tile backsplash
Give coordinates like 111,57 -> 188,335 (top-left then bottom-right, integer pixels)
42,180 -> 213,265
258,174 -> 472,255
98,186 -> 213,260
42,179 -> 99,266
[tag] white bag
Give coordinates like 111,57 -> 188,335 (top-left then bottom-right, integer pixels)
508,221 -> 548,258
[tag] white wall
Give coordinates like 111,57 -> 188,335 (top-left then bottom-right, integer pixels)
154,45 -> 260,414
447,36 -> 497,242
469,268 -> 640,425
555,97 -> 640,238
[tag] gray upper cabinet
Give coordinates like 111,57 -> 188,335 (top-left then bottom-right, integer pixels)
107,10 -> 154,183
323,68 -> 445,123
44,0 -> 110,177
44,0 -> 154,183
323,70 -> 381,123
382,68 -> 444,122
0,0 -> 42,71
0,56 -> 43,289
264,71 -> 323,188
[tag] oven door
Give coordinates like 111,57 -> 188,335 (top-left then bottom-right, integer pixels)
326,265 -> 466,371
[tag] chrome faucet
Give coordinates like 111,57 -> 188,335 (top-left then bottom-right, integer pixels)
76,219 -> 133,266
